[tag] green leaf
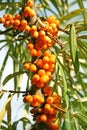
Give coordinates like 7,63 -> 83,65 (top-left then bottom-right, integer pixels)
60,8 -> 87,22
3,71 -> 26,86
75,112 -> 87,127
65,111 -> 75,130
57,59 -> 69,108
0,94 -> 14,127
70,24 -> 79,73
70,24 -> 77,63
0,2 -> 23,11
7,96 -> 12,130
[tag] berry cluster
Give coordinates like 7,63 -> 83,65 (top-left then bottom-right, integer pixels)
0,0 -> 61,130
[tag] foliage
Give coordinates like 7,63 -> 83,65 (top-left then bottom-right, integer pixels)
0,0 -> 87,130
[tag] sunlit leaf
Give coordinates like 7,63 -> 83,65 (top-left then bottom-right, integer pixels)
60,8 -> 87,22
7,96 -> 12,130
3,71 -> 26,86
0,94 -> 14,126
64,111 -> 75,130
69,24 -> 79,73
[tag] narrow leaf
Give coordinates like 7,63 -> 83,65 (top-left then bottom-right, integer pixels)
7,96 -> 12,130
70,24 -> 77,63
70,24 -> 79,73
0,94 -> 14,126
57,59 -> 69,108
60,8 -> 87,22
3,71 -> 26,86
65,111 -> 75,130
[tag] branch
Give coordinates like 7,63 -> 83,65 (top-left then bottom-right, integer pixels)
51,104 -> 67,113
0,89 -> 28,94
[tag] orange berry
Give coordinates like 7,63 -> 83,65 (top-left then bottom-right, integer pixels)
38,69 -> 45,76
32,31 -> 39,38
42,63 -> 49,70
29,64 -> 37,72
21,19 -> 27,27
37,50 -> 42,56
44,103 -> 51,112
37,108 -> 43,113
24,95 -> 33,103
5,14 -> 13,21
23,62 -> 30,70
30,48 -> 37,56
26,0 -> 33,7
0,17 -> 5,23
36,80 -> 44,88
13,19 -> 20,26
27,43 -> 34,50
44,50 -> 51,57
50,123 -> 58,130
39,30 -> 46,37
32,74 -> 40,82
40,114 -> 47,122
42,85 -> 52,96
14,14 -> 21,20
38,96 -> 44,104
40,74 -> 49,83
36,59 -> 43,68
46,96 -> 54,104
25,25 -> 30,32
49,107 -> 57,115
43,56 -> 49,63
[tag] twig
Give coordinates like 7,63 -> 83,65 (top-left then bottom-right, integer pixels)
51,104 -> 67,113
47,32 -> 64,48
58,27 -> 69,35
0,89 -> 28,94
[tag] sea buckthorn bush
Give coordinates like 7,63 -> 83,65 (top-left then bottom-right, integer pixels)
0,0 -> 87,130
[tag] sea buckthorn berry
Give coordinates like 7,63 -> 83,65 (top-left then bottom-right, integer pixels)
37,50 -> 42,56
32,74 -> 40,82
49,107 -> 57,115
50,123 -> 58,130
5,14 -> 13,21
13,19 -> 20,27
42,56 -> 49,63
42,63 -> 49,70
38,96 -> 44,104
46,96 -> 54,104
44,103 -> 51,112
40,74 -> 49,83
42,85 -> 52,96
45,71 -> 52,80
25,25 -> 30,32
36,80 -> 44,88
26,0 -> 33,7
0,17 -> 5,23
23,94 -> 33,103
37,108 -> 43,113
44,50 -> 51,57
40,114 -> 47,122
29,64 -> 37,72
14,14 -> 21,20
31,31 -> 39,38
23,6 -> 35,17
30,48 -> 37,56
30,108 -> 35,114
38,69 -> 45,76
4,21 -> 11,27
36,59 -> 43,68
23,62 -> 30,70
21,19 -> 27,27
39,30 -> 46,37
46,15 -> 56,24
27,43 -> 34,50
